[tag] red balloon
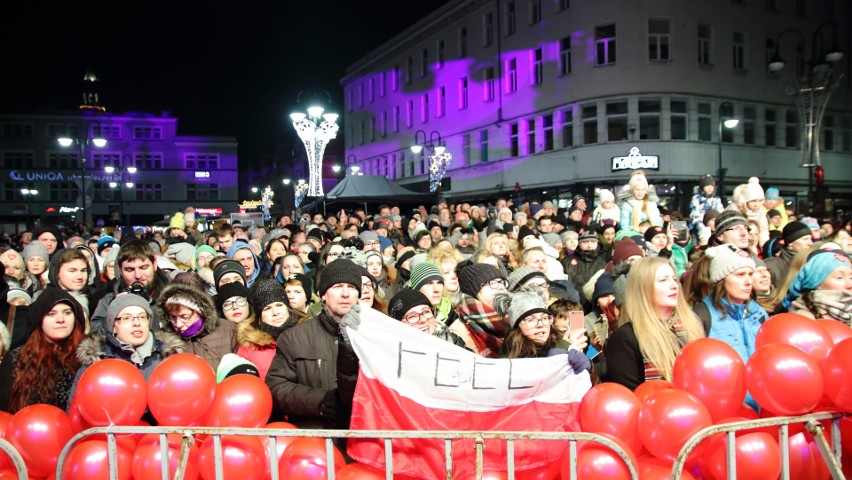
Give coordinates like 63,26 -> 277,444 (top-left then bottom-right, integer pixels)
816,319 -> 852,345
260,421 -> 299,469
578,383 -> 642,452
67,399 -> 90,434
336,462 -> 385,479
755,313 -> 834,363
147,353 -> 216,425
0,469 -> 18,480
746,343 -> 824,415
0,411 -> 12,470
638,390 -> 712,461
205,374 -> 272,428
633,380 -> 674,404
568,442 -> 633,480
133,433 -> 200,480
5,404 -> 74,478
278,437 -> 345,480
673,338 -> 747,421
638,456 -> 696,480
198,435 -> 266,480
60,440 -> 131,480
456,472 -> 508,480
736,403 -> 759,420
707,432 -> 781,480
822,338 -> 852,412
514,460 -> 561,480
75,359 -> 147,426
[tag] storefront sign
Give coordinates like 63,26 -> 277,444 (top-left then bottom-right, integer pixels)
611,147 -> 659,171
9,170 -> 118,182
238,200 -> 273,210
194,171 -> 211,178
195,207 -> 223,217
59,206 -> 81,213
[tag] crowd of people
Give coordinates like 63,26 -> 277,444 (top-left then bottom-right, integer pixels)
0,170 -> 849,437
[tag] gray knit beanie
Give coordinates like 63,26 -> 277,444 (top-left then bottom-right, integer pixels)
705,244 -> 756,283
507,266 -> 548,292
22,242 -> 49,262
493,291 -> 550,328
106,293 -> 154,334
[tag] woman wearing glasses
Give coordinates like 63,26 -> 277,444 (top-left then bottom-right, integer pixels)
451,263 -> 511,358
69,293 -> 185,406
388,289 -> 466,348
358,268 -> 388,314
217,282 -> 254,324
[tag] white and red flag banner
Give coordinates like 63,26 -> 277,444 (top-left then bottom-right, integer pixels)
346,308 -> 592,479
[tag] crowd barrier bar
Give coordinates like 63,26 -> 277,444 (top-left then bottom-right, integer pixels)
55,426 -> 640,480
671,411 -> 847,480
0,437 -> 28,480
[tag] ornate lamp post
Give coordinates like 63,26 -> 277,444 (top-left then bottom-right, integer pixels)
768,21 -> 844,213
290,106 -> 339,197
58,120 -> 107,225
717,101 -> 739,203
411,130 -> 452,192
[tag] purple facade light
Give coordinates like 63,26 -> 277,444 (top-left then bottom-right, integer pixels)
290,106 -> 339,197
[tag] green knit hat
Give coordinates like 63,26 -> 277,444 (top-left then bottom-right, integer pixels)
195,245 -> 217,267
216,353 -> 259,383
408,262 -> 444,291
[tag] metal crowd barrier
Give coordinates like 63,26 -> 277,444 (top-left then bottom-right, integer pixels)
55,426 -> 640,480
0,437 -> 28,480
671,411 -> 847,480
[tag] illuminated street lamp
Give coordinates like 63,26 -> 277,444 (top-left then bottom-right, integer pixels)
411,130 -> 452,192
290,105 -> 339,197
717,102 -> 739,202
105,157 -> 137,226
58,120 -> 107,224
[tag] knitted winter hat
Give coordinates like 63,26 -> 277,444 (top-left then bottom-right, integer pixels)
106,293 -> 154,334
507,266 -> 547,292
497,291 -> 549,329
318,259 -> 362,296
540,233 -> 560,247
714,211 -> 747,237
458,263 -> 505,298
705,244 -> 756,283
409,262 -> 444,291
1,249 -> 24,271
592,273 -> 616,304
388,289 -> 433,321
7,288 -> 32,305
529,203 -> 543,217
628,171 -> 649,190
613,269 -> 630,308
783,249 -> 852,309
767,209 -> 781,219
396,250 -> 417,270
166,242 -> 196,267
597,189 -> 615,203
611,238 -> 644,266
164,292 -> 203,315
213,259 -> 246,288
518,225 -> 537,241
578,230 -> 598,244
252,279 -> 287,313
644,225 -> 666,243
413,230 -> 431,245
800,217 -> 819,231
378,236 -> 393,252
765,187 -> 780,201
743,177 -> 765,203
22,242 -> 49,262
216,282 -> 252,312
169,212 -> 186,230
97,236 -> 117,255
703,209 -> 721,225
216,353 -> 259,383
699,174 -> 715,189
195,245 -> 217,265
284,272 -> 314,298
782,221 -> 812,246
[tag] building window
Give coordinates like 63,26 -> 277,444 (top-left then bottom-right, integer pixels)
2,123 -> 34,138
347,125 -> 353,148
648,18 -> 671,61
360,121 -> 365,145
380,111 -> 388,137
459,27 -> 468,57
93,124 -> 121,140
531,47 -> 543,85
187,183 -> 219,201
698,24 -> 712,65
484,68 -> 495,101
463,134 -> 472,165
561,109 -> 574,148
46,123 -> 79,139
483,12 -> 494,46
406,100 -> 414,128
459,77 -> 469,109
437,87 -> 446,117
50,182 -> 77,202
671,100 -> 688,140
530,0 -> 541,24
606,101 -> 628,142
506,57 -> 517,93
505,1 -> 516,36
543,114 -> 554,151
48,152 -> 77,168
509,123 -> 519,157
639,99 -> 661,140
2,151 -> 32,169
392,65 -> 400,91
135,183 -> 163,201
732,30 -> 746,70
785,109 -> 799,148
595,24 -> 617,66
347,88 -> 354,112
841,117 -> 851,152
421,94 -> 429,123
357,84 -> 364,108
823,115 -> 835,151
743,106 -> 756,145
421,48 -> 429,77
405,57 -> 413,85
479,129 -> 489,163
765,108 -> 777,146
437,40 -> 445,69
698,102 -> 712,141
367,78 -> 375,103
132,126 -> 162,140
379,72 -> 386,97
526,118 -> 536,155
185,154 -> 220,169
582,104 -> 598,144
393,106 -> 400,132
134,153 -> 162,169
559,37 -> 572,75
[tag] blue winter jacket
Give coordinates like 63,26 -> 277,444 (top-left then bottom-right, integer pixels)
702,295 -> 767,364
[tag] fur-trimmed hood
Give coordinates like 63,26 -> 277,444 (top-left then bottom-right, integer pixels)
156,282 -> 220,338
236,318 -> 276,349
76,330 -> 185,366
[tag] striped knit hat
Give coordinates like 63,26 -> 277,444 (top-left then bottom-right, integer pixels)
408,262 -> 444,291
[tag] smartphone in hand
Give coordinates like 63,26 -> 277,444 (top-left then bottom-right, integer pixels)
672,220 -> 688,239
568,310 -> 585,332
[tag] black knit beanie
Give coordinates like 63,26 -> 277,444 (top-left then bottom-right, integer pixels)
216,282 -> 252,312
318,259 -> 362,296
388,289 -> 433,321
782,221 -> 812,247
252,279 -> 288,312
458,263 -> 504,298
283,273 -> 314,298
699,174 -> 715,189
213,260 -> 246,289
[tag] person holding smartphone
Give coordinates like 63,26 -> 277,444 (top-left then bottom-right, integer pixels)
658,220 -> 695,278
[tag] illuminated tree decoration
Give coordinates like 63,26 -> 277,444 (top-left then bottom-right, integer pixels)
290,108 -> 339,197
261,186 -> 274,222
294,181 -> 309,208
428,150 -> 452,192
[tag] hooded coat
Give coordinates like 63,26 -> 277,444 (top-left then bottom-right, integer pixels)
156,282 -> 237,371
227,242 -> 267,288
42,248 -> 94,317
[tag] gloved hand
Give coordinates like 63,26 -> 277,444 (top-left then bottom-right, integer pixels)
548,348 -> 591,374
341,303 -> 362,334
319,388 -> 339,421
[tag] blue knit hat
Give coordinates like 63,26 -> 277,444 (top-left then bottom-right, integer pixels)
783,249 -> 851,309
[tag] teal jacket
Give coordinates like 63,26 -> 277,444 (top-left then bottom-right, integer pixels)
702,295 -> 767,364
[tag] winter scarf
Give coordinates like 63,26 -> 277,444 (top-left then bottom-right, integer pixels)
455,295 -> 507,358
790,290 -> 852,326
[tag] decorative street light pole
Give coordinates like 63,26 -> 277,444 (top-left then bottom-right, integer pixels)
411,130 -> 452,192
294,179 -> 309,208
105,155 -> 137,226
58,120 -> 107,225
290,106 -> 339,197
768,21 -> 844,214
717,102 -> 739,204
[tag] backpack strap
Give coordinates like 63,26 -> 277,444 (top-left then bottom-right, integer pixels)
693,301 -> 712,335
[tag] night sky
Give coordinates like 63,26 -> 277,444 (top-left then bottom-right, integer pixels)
0,0 -> 449,168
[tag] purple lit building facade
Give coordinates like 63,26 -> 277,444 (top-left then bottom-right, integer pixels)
341,0 -> 850,212
0,110 -> 238,231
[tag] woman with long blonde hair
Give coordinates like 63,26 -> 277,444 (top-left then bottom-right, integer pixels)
604,256 -> 704,389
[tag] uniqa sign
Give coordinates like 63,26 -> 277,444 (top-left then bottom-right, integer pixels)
611,147 -> 659,171
9,170 -> 65,181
